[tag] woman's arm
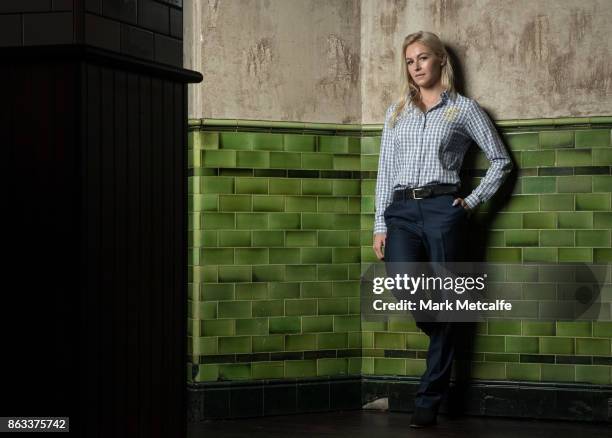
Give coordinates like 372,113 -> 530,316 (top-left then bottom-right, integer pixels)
373,104 -> 397,235
462,99 -> 514,210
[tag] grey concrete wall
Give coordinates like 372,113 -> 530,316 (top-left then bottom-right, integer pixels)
185,0 -> 612,123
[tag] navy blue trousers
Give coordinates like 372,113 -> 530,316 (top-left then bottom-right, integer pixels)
383,193 -> 468,412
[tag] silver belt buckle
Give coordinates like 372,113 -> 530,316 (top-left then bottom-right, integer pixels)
412,188 -> 428,199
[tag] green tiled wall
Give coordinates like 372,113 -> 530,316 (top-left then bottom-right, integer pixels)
188,120 -> 612,386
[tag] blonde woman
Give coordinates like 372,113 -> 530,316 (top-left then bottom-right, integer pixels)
372,31 -> 513,427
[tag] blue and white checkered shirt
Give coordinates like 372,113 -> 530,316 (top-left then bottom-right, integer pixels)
374,89 -> 513,235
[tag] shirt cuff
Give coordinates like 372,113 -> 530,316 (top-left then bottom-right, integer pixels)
373,221 -> 387,235
463,193 -> 481,210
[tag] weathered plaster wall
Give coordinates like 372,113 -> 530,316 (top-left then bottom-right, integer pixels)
185,0 -> 361,123
185,0 -> 612,123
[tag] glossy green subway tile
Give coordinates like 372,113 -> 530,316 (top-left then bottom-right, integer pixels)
575,129 -> 611,148
522,321 -> 555,336
268,248 -> 299,265
201,283 -> 235,301
332,248 -> 360,264
522,177 -> 556,194
361,155 -> 379,171
486,248 -> 522,263
575,365 -> 611,384
319,135 -> 349,153
319,265 -> 350,281
556,149 -> 592,166
269,178 -> 301,195
556,321 -> 591,337
302,315 -> 334,333
218,230 -> 251,247
252,300 -> 284,317
236,318 -> 268,336
558,248 -> 592,262
302,179 -> 333,195
318,298 -> 349,315
300,248 -> 333,264
200,302 -> 218,320
253,132 -> 284,151
269,151 -> 301,169
268,282 -> 300,299
594,248 -> 612,262
252,265 -> 285,282
201,131 -> 221,150
471,362 -> 506,380
285,265 -> 317,281
539,130 -> 574,149
575,338 -> 610,355
220,132 -> 255,150
219,194 -> 252,212
218,336 -> 251,354
218,363 -> 251,380
592,148 -> 612,165
302,213 -> 335,229
473,335 -> 506,353
505,336 -> 539,353
236,150 -> 270,168
348,332 -> 362,348
505,230 -> 539,246
202,212 -> 235,230
196,364 -> 219,382
201,248 -> 234,265
558,175 -> 592,193
285,230 -> 317,247
252,195 -> 284,212
236,282 -> 268,300
285,196 -> 317,212
285,360 -> 317,378
318,358 -> 349,376
252,334 -> 284,352
539,194 -> 574,211
541,364 -> 574,382
285,299 -> 317,316
235,177 -> 267,194
405,333 -> 430,350
484,353 -> 520,363
575,230 -> 610,247
269,316 -> 301,334
334,315 -> 360,332
333,180 -> 361,196
285,333 -> 316,351
348,297 -> 360,314
593,212 -> 612,228
374,358 -> 405,376
490,213 -> 523,229
334,214 -> 360,229
202,150 -> 233,168
201,319 -> 234,337
301,152 -> 333,170
252,230 -> 284,247
198,336 -> 218,356
268,213 -> 301,229
521,150 -> 555,167
332,281 -> 359,297
504,132 -> 539,150
557,212 -> 593,229
374,332 -> 404,349
301,281 -> 333,298
361,136 -> 381,154
405,359 -> 427,376
235,248 -> 268,264
503,195 -> 540,212
333,155 -> 360,170
284,134 -> 316,152
488,320 -> 522,335
251,361 -> 285,379
539,230 -> 573,247
523,247 -> 557,262
539,337 -> 574,354
317,197 -> 348,213
317,332 -> 348,349
523,212 -> 556,229
318,230 -> 349,247
218,266 -> 251,282
217,301 -> 252,319
507,363 -> 541,381
592,175 -> 612,193
235,212 -> 268,229
593,322 -> 612,337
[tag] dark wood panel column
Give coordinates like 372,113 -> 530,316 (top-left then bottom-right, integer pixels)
4,46 -> 201,437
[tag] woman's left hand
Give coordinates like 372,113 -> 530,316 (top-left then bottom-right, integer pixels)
452,197 -> 471,211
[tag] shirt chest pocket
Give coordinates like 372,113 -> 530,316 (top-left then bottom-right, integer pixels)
439,120 -> 468,153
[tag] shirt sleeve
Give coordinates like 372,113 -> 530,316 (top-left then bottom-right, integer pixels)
462,99 -> 514,210
373,104 -> 396,235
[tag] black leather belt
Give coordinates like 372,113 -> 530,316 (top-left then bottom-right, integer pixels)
392,184 -> 459,201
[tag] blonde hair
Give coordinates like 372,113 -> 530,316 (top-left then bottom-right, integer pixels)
389,31 -> 457,128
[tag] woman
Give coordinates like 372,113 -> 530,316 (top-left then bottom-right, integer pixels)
372,31 -> 513,428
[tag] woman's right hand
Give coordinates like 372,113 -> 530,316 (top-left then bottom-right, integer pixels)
373,233 -> 386,260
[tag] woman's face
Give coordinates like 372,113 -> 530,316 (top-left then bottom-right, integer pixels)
405,42 -> 443,90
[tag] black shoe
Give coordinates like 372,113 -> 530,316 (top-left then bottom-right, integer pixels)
409,407 -> 437,428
